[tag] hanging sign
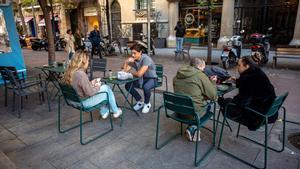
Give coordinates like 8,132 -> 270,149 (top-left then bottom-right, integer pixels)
185,13 -> 195,25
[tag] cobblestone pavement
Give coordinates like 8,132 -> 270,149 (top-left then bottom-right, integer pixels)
0,48 -> 299,169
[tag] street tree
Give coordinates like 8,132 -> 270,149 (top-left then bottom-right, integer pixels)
197,0 -> 213,65
13,0 -> 29,35
37,0 -> 55,65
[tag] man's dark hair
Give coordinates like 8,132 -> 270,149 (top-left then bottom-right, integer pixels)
130,43 -> 144,52
240,56 -> 254,67
67,29 -> 72,34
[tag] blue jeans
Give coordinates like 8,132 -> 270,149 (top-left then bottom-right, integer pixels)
82,85 -> 119,116
125,78 -> 157,104
176,37 -> 184,52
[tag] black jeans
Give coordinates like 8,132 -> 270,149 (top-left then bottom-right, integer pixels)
218,97 -> 262,131
125,78 -> 157,104
91,44 -> 102,59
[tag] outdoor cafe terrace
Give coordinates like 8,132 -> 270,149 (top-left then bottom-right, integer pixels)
0,49 -> 299,169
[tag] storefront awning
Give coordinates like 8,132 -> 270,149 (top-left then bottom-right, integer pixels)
38,17 -> 59,27
17,16 -> 33,25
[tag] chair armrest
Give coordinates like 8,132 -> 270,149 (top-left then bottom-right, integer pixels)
243,106 -> 267,118
20,79 -> 45,89
225,102 -> 267,118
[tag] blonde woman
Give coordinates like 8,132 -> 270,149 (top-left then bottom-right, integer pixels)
62,51 -> 122,119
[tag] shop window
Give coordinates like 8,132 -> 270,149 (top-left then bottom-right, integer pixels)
0,9 -> 11,54
136,0 -> 155,10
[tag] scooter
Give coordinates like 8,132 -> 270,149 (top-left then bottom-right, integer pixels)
220,30 -> 244,69
19,35 -> 27,48
249,27 -> 272,65
31,38 -> 48,51
135,33 -> 155,55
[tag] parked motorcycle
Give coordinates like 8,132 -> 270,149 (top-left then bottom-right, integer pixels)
31,38 -> 48,51
53,38 -> 66,51
220,30 -> 244,69
249,27 -> 272,65
19,35 -> 27,48
135,33 -> 155,55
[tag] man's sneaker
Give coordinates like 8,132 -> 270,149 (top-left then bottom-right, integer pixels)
113,108 -> 122,118
101,111 -> 109,119
133,101 -> 144,111
185,125 -> 201,142
142,103 -> 151,114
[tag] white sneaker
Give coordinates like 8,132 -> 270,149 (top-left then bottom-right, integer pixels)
133,101 -> 144,111
113,108 -> 122,118
142,103 -> 151,114
102,111 -> 109,119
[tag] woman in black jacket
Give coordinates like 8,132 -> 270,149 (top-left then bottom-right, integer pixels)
219,56 -> 276,130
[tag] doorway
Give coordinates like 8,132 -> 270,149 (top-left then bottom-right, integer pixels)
111,0 -> 121,40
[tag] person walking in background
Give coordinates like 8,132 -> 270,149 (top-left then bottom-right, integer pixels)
74,28 -> 85,51
89,25 -> 102,59
64,29 -> 75,60
174,21 -> 186,53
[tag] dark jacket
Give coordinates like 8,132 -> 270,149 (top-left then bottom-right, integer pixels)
233,65 -> 276,129
174,24 -> 186,37
89,30 -> 101,46
204,65 -> 231,83
173,65 -> 217,115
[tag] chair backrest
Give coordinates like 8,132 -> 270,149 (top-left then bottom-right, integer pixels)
0,66 -> 20,84
163,91 -> 197,119
155,64 -> 163,86
266,92 -> 289,117
2,68 -> 21,88
58,82 -> 82,107
91,58 -> 107,72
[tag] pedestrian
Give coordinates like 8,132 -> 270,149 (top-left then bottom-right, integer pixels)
74,28 -> 85,51
89,25 -> 102,59
218,56 -> 276,130
173,57 -> 217,142
122,43 -> 157,114
64,29 -> 75,60
174,21 -> 186,53
62,51 -> 122,119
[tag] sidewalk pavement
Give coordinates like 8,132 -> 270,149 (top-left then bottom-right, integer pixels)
0,48 -> 299,169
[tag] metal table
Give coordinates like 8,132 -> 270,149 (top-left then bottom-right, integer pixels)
35,65 -> 66,100
101,77 -> 140,126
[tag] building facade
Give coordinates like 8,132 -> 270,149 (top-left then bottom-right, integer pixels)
16,0 -> 300,47
110,0 -> 300,48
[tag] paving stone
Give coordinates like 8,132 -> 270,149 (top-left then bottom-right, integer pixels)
88,140 -> 142,169
111,160 -> 144,169
253,149 -> 299,169
0,151 -> 16,169
65,159 -> 99,169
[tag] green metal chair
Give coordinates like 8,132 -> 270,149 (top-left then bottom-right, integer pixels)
218,92 -> 288,169
153,64 -> 168,112
155,91 -> 216,166
58,83 -> 113,145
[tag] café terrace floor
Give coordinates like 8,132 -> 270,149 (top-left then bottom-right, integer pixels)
0,48 -> 299,169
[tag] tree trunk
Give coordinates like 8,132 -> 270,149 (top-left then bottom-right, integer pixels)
106,0 -> 111,42
38,0 -> 56,65
17,1 -> 29,35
